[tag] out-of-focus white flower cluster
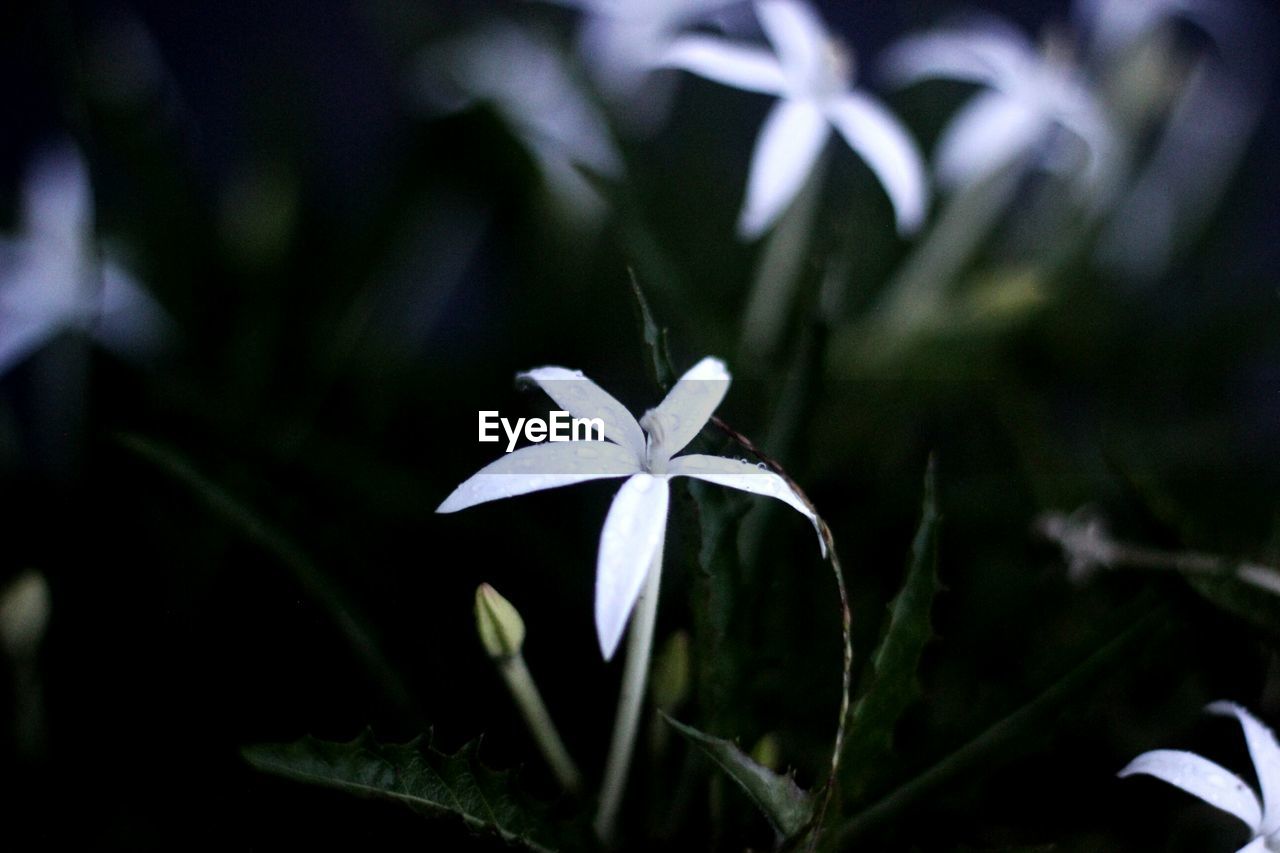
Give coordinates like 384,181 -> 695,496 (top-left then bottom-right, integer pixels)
409,0 -> 1269,285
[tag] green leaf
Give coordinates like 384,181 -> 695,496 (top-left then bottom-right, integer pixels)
626,268 -> 676,391
243,731 -> 570,852
687,480 -> 749,730
840,459 -> 942,798
662,713 -> 814,839
831,601 -> 1168,847
116,433 -> 415,718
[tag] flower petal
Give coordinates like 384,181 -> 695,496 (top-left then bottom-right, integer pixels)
436,441 -> 641,514
1119,749 -> 1263,832
738,98 -> 829,238
826,92 -> 930,234
0,301 -> 60,376
596,473 -> 670,660
1208,702 -> 1280,834
22,142 -> 92,242
880,26 -> 1034,92
92,258 -> 171,360
667,453 -> 826,556
934,90 -> 1045,190
755,0 -> 828,89
1233,836 -> 1269,853
647,356 -> 731,459
518,366 -> 647,462
661,35 -> 787,94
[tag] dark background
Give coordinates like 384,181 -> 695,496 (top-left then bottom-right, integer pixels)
1,0 -> 1278,849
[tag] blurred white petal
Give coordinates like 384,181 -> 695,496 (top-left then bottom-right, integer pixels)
1120,749 -> 1262,831
662,35 -> 788,94
826,92 -> 930,233
646,356 -> 730,459
413,21 -> 623,214
595,473 -> 669,660
934,90 -> 1045,189
667,453 -> 825,553
21,142 -> 92,245
1234,836 -> 1269,852
93,258 -> 171,360
755,0 -> 828,89
0,307 -> 60,378
435,442 -> 640,514
738,99 -> 829,238
519,365 -> 647,460
881,27 -> 1034,91
1209,702 -> 1280,833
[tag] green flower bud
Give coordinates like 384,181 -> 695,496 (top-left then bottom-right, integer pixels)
649,630 -> 690,712
750,732 -> 782,772
0,570 -> 50,658
475,583 -> 525,659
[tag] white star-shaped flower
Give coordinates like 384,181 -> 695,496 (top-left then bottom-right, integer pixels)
882,19 -> 1116,198
0,143 -> 168,375
436,356 -> 825,660
412,20 -> 624,224
662,0 -> 928,239
1120,701 -> 1280,852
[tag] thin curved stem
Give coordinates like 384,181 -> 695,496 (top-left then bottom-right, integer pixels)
498,652 -> 582,794
595,540 -> 665,843
710,416 -> 852,846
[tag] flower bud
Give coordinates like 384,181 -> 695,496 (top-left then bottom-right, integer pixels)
649,630 -> 690,712
0,570 -> 51,658
475,583 -> 525,659
750,733 -> 782,772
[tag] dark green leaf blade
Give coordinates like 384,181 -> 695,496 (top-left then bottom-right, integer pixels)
841,460 -> 942,797
662,713 -> 814,839
626,268 -> 676,391
243,731 -> 565,852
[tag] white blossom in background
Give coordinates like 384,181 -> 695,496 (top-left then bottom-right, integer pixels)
662,0 -> 928,239
881,19 -> 1116,200
0,143 -> 169,375
437,356 -> 825,660
1080,0 -> 1271,279
550,0 -> 747,130
412,20 -> 624,225
1075,0 -> 1227,56
1120,701 -> 1280,851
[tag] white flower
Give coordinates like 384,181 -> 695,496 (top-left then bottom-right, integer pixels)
0,143 -> 168,375
662,0 -> 928,238
436,356 -> 825,660
1120,701 -> 1280,851
1075,0 -> 1227,55
412,20 -> 623,224
882,19 -> 1116,198
552,0 -> 744,127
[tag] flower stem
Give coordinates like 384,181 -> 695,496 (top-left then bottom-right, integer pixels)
595,542 -> 664,843
498,651 -> 582,795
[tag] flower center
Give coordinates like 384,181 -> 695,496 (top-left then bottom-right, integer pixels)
639,408 -> 674,474
817,37 -> 855,95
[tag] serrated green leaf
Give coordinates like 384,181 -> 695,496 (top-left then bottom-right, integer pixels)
626,268 -> 676,391
243,731 -> 569,852
841,460 -> 942,798
662,713 -> 814,839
